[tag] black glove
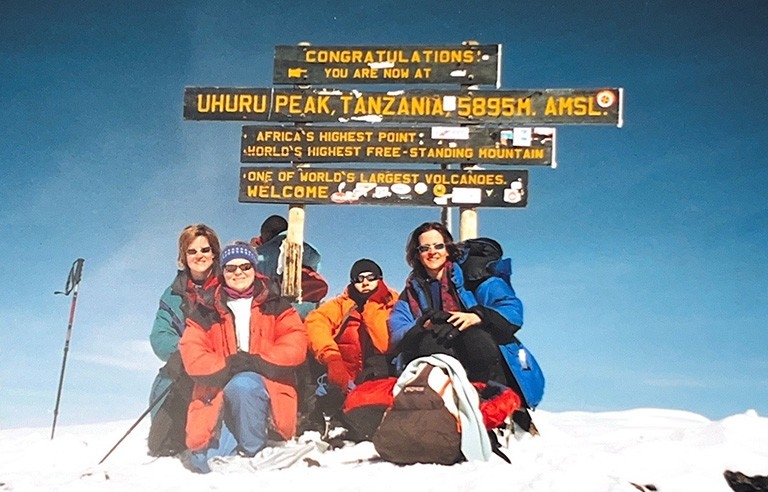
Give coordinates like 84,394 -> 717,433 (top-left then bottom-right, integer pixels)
399,309 -> 435,352
429,311 -> 460,344
430,310 -> 452,325
415,309 -> 435,330
431,322 -> 461,344
164,351 -> 185,380
228,352 -> 259,375
356,354 -> 390,383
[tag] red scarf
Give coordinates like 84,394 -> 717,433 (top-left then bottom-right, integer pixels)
184,273 -> 219,311
222,284 -> 255,300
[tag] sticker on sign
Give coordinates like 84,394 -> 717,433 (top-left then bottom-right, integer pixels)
451,188 -> 483,204
431,126 -> 470,140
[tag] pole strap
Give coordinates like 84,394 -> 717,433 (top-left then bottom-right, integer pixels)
55,258 -> 85,296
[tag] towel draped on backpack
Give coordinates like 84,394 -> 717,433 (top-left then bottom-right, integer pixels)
372,354 -> 492,464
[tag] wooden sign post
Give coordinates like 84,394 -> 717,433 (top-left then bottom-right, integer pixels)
283,205 -> 305,299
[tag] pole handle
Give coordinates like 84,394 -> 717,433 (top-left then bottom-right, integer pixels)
55,258 -> 85,295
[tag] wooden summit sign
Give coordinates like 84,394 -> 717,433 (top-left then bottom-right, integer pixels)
272,44 -> 501,86
241,125 -> 556,166
184,87 -> 623,126
239,167 -> 528,208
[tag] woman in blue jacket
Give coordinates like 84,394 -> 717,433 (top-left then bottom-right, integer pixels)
388,222 -> 523,385
147,224 -> 221,456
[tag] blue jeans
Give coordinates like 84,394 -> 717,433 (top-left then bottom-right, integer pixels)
182,372 -> 270,473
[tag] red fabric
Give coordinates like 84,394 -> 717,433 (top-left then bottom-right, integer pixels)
472,382 -> 522,430
249,236 -> 263,247
343,380 -> 520,430
342,377 -> 396,414
183,272 -> 219,309
326,354 -> 351,393
301,267 -> 329,303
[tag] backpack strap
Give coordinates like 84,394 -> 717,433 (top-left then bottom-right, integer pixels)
436,376 -> 451,397
408,363 -> 434,387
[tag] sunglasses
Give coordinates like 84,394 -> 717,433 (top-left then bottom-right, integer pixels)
186,246 -> 212,255
417,243 -> 446,253
223,263 -> 253,273
353,273 -> 380,283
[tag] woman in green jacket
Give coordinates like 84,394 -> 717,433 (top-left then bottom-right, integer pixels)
147,224 -> 221,456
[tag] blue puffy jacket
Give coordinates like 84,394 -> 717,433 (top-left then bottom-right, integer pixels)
388,262 -> 523,353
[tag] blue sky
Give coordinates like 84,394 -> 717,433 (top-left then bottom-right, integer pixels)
2,0 -> 766,428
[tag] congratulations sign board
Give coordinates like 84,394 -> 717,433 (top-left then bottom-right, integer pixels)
184,87 -> 623,126
239,167 -> 528,207
273,44 -> 501,86
241,125 -> 555,166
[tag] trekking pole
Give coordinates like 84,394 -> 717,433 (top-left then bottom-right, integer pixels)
97,382 -> 174,465
51,258 -> 85,440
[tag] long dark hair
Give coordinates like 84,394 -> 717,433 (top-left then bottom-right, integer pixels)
405,222 -> 461,276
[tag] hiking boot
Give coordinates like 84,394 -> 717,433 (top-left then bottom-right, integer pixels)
296,412 -> 326,435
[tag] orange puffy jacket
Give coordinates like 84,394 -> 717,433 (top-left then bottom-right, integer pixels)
179,278 -> 307,451
305,280 -> 397,380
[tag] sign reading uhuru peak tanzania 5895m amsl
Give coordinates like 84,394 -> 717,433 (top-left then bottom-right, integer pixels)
183,87 -> 623,126
272,44 -> 501,86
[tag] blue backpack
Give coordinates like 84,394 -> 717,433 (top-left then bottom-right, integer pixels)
459,238 -> 545,409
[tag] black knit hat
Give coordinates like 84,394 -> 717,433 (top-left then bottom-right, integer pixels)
349,258 -> 383,281
259,215 -> 288,243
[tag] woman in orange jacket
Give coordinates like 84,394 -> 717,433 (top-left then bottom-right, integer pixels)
303,259 -> 398,432
178,243 -> 307,473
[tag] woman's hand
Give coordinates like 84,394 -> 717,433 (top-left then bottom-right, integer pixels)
447,311 -> 482,331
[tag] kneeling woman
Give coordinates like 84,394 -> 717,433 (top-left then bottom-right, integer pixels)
179,243 -> 307,473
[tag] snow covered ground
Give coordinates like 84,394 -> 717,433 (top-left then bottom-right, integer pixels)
2,408 -> 767,492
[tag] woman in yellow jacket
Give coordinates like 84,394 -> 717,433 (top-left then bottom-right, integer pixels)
304,259 -> 398,431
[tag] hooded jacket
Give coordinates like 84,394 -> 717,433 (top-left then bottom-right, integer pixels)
179,275 -> 307,451
305,280 -> 397,380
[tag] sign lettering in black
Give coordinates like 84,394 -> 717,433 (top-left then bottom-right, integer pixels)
184,87 -> 623,126
239,167 -> 528,207
273,44 -> 501,86
241,125 -> 555,166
